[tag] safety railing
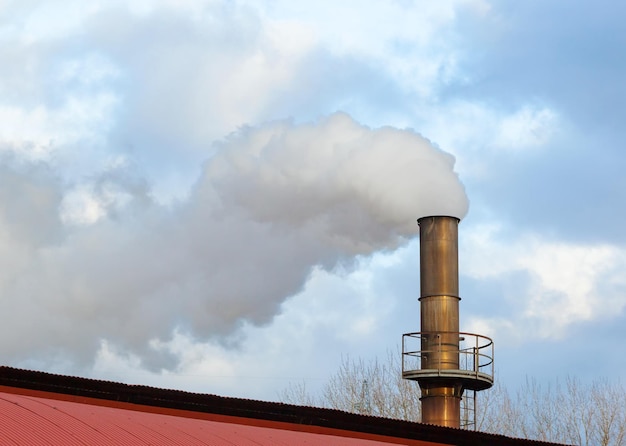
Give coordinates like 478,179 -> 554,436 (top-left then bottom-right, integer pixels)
402,331 -> 494,388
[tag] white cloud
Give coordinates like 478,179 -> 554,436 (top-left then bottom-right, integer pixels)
0,93 -> 118,159
0,114 -> 465,374
421,101 -> 560,153
252,0 -> 490,98
88,247 -> 413,400
60,187 -> 107,226
2,0 -> 623,400
461,224 -> 626,342
492,106 -> 558,151
414,100 -> 561,182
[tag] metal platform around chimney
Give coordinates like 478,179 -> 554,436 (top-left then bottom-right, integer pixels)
401,332 -> 494,391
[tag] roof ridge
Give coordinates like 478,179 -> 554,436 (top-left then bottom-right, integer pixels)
0,365 -> 571,446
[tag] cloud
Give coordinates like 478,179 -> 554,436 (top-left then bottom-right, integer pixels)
414,101 -> 560,170
0,113 -> 466,371
0,0 -> 497,196
3,0 -> 625,402
89,244 -> 421,400
461,223 -> 626,342
451,0 -> 626,131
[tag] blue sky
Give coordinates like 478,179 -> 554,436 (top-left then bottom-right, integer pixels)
1,0 -> 625,402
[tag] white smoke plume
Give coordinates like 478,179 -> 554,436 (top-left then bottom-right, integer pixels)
0,113 -> 467,369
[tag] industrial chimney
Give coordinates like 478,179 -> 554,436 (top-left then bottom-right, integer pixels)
402,216 -> 494,429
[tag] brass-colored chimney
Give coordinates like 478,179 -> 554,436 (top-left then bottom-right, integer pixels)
402,216 -> 494,429
418,216 -> 461,427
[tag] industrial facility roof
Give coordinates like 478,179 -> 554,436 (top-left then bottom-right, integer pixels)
0,366 -> 568,446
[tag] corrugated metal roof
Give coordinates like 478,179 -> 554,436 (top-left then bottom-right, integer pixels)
0,390 -> 440,445
0,366 -> 572,446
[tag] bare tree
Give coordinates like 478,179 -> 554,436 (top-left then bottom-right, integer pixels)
282,354 -> 626,445
580,378 -> 626,446
281,351 -> 421,421
476,376 -> 626,446
476,381 -> 516,433
278,380 -> 319,407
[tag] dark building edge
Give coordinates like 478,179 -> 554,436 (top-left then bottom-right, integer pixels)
0,366 -> 569,446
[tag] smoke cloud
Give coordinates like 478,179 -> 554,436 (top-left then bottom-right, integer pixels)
0,113 -> 467,369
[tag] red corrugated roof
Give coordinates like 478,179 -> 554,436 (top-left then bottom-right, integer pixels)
0,367 -> 571,446
0,390 -> 440,445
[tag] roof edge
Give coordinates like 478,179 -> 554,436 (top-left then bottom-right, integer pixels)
0,366 -> 569,446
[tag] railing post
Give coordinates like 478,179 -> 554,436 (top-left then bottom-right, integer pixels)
473,347 -> 478,377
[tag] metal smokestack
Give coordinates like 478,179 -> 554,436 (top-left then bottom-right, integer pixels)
418,216 -> 461,427
402,216 -> 494,429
